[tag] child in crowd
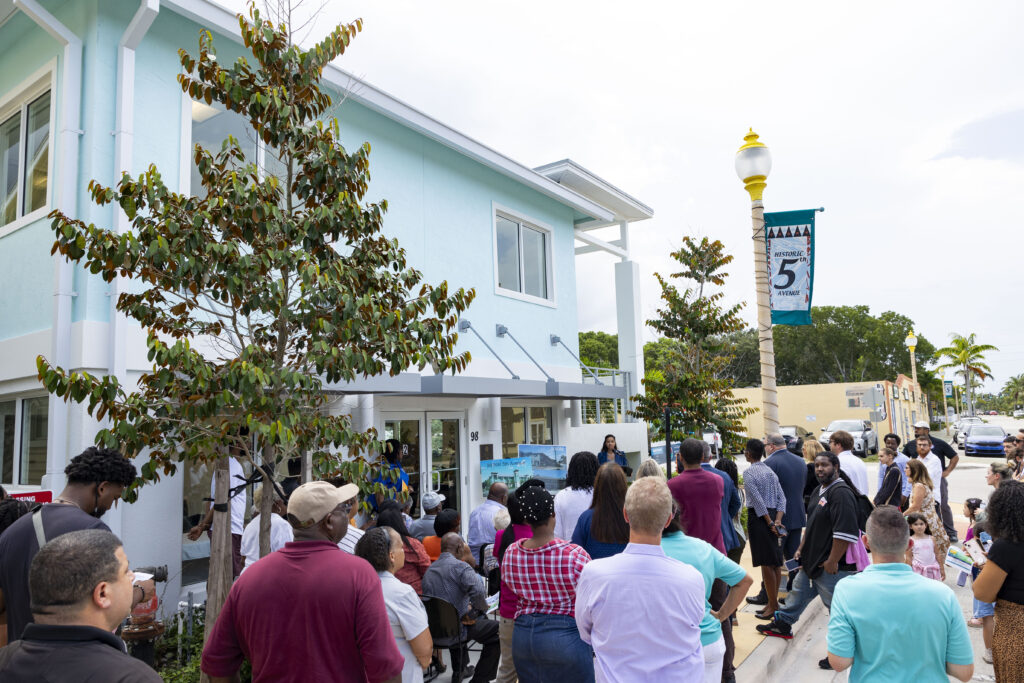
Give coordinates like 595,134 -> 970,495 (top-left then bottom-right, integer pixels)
964,498 -> 995,663
906,512 -> 942,581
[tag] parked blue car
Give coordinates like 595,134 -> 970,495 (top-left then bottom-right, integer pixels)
962,425 -> 1007,457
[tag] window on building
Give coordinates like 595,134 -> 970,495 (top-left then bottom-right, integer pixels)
0,397 -> 48,486
1,89 -> 51,229
501,406 -> 554,459
189,99 -> 258,196
494,212 -> 551,301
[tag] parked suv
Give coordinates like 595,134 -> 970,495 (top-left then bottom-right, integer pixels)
819,419 -> 878,456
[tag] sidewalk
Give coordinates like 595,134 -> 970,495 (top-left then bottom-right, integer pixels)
736,512 -> 995,682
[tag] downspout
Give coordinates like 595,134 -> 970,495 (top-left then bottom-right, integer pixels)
111,1 -> 160,384
14,0 -> 81,491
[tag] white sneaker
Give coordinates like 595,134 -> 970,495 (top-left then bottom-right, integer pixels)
984,649 -> 993,664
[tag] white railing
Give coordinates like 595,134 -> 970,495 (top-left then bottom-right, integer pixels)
580,367 -> 632,424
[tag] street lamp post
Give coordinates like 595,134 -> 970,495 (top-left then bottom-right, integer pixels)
940,371 -> 951,432
736,129 -> 779,435
906,331 -> 920,422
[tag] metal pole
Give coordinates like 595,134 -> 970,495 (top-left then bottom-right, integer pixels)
909,348 -> 918,388
751,199 -> 780,434
664,406 -> 672,478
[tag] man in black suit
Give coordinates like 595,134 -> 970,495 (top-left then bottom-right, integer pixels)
901,421 -> 958,542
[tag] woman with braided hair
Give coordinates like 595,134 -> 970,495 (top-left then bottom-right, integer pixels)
356,526 -> 433,682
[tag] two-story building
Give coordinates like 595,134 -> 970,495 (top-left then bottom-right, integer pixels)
0,0 -> 652,603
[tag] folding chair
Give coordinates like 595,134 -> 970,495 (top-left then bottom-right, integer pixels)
422,595 -> 480,682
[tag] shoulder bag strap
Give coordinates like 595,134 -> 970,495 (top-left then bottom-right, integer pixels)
32,508 -> 47,549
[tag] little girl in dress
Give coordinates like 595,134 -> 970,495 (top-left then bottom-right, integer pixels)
906,512 -> 942,580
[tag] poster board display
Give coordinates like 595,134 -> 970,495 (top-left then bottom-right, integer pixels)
517,444 -> 568,493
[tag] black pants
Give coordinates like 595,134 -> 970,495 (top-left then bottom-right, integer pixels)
710,579 -> 735,680
451,617 -> 500,683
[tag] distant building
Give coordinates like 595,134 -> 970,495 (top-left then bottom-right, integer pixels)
732,374 -> 929,446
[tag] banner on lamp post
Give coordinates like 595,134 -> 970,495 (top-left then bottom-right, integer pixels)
943,380 -> 954,398
764,209 -> 817,326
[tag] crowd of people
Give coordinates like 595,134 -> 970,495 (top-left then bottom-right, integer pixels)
2,421 -> 1022,681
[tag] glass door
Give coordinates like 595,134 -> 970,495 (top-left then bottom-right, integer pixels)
428,413 -> 465,521
382,416 -> 424,518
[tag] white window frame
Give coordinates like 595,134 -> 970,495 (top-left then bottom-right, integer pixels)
180,91 -> 280,195
491,203 -> 556,307
0,393 -> 49,488
0,60 -> 56,240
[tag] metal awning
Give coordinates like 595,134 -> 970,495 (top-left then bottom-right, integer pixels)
323,373 -> 627,400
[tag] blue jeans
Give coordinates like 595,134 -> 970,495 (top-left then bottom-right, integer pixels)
775,568 -> 854,626
513,613 -> 594,683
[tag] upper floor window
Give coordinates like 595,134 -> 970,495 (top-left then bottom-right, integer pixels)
1,89 -> 51,230
494,209 -> 554,303
190,100 -> 258,196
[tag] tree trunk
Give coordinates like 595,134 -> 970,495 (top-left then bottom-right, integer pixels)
965,362 -> 975,416
200,455 -> 234,683
259,446 -> 276,557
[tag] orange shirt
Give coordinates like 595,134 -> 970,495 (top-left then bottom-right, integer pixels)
423,535 -> 441,562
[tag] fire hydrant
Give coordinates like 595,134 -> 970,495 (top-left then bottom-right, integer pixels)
122,565 -> 167,667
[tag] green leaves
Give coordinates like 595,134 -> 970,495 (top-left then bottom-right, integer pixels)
633,236 -> 753,442
37,4 -> 474,498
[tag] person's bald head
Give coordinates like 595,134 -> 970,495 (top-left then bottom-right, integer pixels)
488,482 -> 508,504
440,532 -> 464,556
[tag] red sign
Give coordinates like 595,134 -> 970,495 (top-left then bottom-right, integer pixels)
9,490 -> 52,503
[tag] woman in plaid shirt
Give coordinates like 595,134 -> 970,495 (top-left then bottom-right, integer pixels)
501,486 -> 594,683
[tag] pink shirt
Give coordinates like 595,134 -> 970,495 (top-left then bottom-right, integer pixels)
496,525 -> 532,618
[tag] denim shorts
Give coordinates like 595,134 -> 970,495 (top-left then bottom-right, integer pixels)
974,597 -> 995,618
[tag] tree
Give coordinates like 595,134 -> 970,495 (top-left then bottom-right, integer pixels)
36,5 -> 473,645
1002,374 -> 1024,411
934,333 -> 998,417
769,306 -> 937,385
632,236 -> 754,444
578,331 -> 618,368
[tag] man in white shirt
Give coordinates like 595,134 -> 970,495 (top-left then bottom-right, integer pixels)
575,476 -> 706,682
916,436 -> 944,490
240,484 -> 294,572
829,430 -> 868,495
188,455 -> 249,577
467,483 -> 508,559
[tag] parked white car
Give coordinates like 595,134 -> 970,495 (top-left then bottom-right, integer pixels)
819,419 -> 878,456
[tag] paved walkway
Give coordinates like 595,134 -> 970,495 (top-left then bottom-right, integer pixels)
735,512 -> 996,682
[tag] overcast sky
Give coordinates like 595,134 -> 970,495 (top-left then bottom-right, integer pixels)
223,0 -> 1022,392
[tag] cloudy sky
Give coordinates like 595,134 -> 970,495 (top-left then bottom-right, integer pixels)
224,0 -> 1022,391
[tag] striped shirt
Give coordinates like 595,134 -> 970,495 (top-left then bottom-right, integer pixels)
743,461 -> 786,519
502,538 -> 591,618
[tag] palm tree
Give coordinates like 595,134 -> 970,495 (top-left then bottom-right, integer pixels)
934,333 -> 998,417
1003,373 -> 1024,411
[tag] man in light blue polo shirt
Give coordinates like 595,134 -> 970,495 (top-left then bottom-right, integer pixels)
662,518 -> 754,683
827,506 -> 974,682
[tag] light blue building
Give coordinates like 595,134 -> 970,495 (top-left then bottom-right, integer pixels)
0,0 -> 651,602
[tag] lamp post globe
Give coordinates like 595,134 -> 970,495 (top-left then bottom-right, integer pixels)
737,128 -> 779,434
905,331 -> 919,390
736,129 -> 772,201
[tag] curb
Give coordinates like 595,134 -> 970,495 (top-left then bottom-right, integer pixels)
734,597 -> 843,682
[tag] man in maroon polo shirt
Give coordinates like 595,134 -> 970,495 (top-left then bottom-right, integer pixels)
202,481 -> 403,683
667,438 -> 725,552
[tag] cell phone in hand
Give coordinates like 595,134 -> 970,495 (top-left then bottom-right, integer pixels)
964,538 -> 987,566
784,558 -> 801,572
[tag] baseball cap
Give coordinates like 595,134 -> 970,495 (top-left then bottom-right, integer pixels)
287,481 -> 358,528
422,490 -> 445,509
913,420 -> 930,429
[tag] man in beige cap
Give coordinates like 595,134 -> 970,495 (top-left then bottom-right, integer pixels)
202,481 -> 403,683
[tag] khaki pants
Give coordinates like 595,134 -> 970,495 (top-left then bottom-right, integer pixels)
496,616 -> 517,683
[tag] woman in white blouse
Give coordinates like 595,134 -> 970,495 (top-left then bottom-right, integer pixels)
554,452 -> 599,540
355,527 -> 433,683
